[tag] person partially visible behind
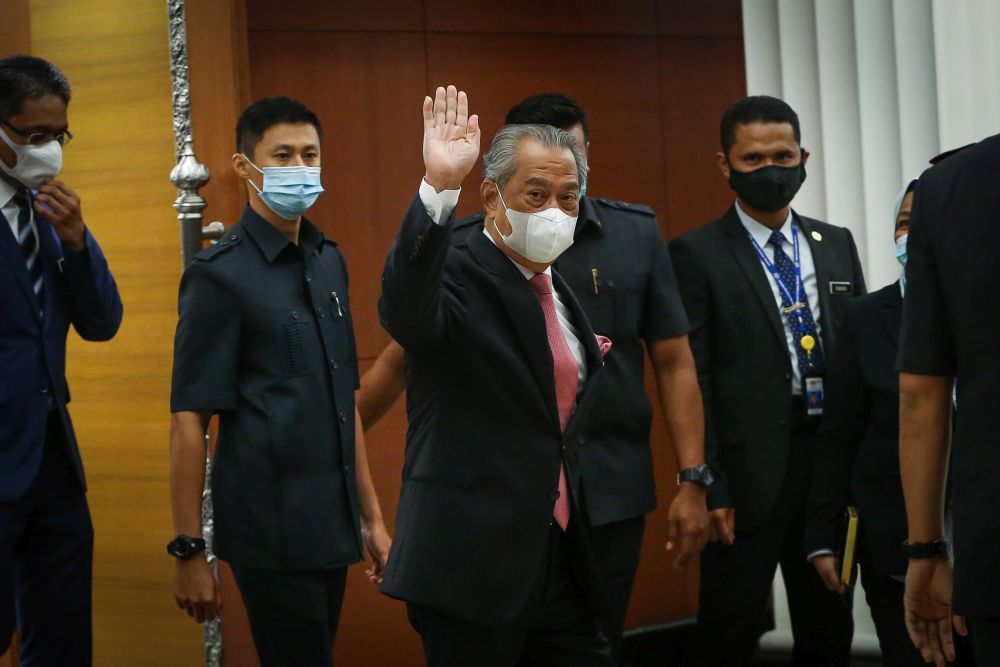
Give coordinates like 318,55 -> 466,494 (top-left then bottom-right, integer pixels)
805,179 -> 973,666
899,133 -> 1000,667
169,97 -> 390,667
0,55 -> 123,666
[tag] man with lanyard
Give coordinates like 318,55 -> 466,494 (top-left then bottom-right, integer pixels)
670,95 -> 866,665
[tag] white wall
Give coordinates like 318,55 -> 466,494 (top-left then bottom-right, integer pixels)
741,0 -> 999,293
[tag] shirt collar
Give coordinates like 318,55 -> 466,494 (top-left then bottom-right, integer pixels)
481,226 -> 552,280
735,200 -> 795,248
241,204 -> 326,263
0,176 -> 18,210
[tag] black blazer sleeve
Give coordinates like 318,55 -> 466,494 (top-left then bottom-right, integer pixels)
669,234 -> 733,510
847,228 -> 867,297
378,195 -> 456,353
805,300 -> 868,554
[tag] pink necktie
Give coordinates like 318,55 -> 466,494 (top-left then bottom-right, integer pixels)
529,273 -> 576,531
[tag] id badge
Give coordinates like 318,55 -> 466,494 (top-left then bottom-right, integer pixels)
805,376 -> 824,416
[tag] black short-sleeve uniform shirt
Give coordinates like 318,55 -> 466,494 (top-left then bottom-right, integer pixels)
171,206 -> 362,571
455,196 -> 689,526
898,134 -> 1000,616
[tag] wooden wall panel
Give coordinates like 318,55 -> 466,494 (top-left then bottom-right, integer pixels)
657,0 -> 744,37
424,32 -> 667,223
1,5 -> 30,663
0,0 -> 30,57
248,30 -> 429,360
27,0 -> 201,665
246,0 -> 423,31
425,0 -> 657,35
659,36 -> 747,238
186,0 -> 252,229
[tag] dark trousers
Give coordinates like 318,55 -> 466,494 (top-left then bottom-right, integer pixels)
407,521 -> 615,667
693,412 -> 853,666
860,566 -> 975,666
589,514 -> 646,661
0,411 -> 93,666
230,564 -> 348,667
967,617 -> 1000,665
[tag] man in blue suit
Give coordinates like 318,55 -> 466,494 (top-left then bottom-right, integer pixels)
0,55 -> 122,666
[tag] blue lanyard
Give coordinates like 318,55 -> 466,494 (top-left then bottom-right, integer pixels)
747,225 -> 802,309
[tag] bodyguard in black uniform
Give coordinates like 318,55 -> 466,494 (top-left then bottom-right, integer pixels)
169,97 -> 390,666
358,93 -> 709,659
899,134 -> 1000,667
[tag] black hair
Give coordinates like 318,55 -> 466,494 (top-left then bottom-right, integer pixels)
720,95 -> 801,156
505,93 -> 589,142
236,97 -> 322,158
0,55 -> 71,118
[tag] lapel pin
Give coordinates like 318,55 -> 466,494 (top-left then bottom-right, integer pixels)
811,231 -> 823,242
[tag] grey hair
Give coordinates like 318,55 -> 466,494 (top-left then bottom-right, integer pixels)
482,123 -> 588,193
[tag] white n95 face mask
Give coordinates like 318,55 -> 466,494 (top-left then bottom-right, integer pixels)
493,187 -> 577,264
0,126 -> 62,189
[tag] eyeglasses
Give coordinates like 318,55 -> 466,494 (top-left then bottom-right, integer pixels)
0,119 -> 73,147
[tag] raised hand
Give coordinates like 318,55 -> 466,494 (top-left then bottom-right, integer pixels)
422,85 -> 480,192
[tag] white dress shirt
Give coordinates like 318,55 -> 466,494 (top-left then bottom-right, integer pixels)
0,177 -> 35,243
736,201 -> 821,395
418,180 -> 587,385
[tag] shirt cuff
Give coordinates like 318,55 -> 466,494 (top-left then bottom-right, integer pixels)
806,548 -> 835,562
418,179 -> 460,225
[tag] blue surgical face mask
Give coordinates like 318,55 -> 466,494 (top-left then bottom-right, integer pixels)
895,233 -> 908,267
243,155 -> 324,220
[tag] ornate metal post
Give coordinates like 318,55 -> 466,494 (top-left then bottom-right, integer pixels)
168,1 -> 224,665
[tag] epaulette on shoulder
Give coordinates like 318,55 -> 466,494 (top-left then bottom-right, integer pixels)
590,196 -> 656,217
194,233 -> 243,262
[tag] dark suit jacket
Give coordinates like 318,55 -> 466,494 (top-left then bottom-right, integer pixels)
898,133 -> 1000,616
0,217 -> 122,502
451,196 -> 690,527
806,282 -> 906,576
378,196 -> 606,626
669,206 -> 866,532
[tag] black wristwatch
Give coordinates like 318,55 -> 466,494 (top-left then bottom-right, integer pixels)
167,535 -> 207,560
902,539 -> 950,560
677,464 -> 715,488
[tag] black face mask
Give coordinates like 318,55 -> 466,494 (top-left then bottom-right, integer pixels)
728,162 -> 807,212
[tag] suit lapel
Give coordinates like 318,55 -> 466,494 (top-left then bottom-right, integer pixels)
720,208 -> 787,354
797,213 -> 835,351
468,231 -> 560,432
0,211 -> 42,324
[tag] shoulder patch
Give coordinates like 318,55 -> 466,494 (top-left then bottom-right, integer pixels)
194,234 -> 243,262
591,196 -> 656,217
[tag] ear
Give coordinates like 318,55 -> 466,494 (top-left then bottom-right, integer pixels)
800,147 -> 810,166
481,181 -> 510,235
716,151 -> 731,180
232,153 -> 252,180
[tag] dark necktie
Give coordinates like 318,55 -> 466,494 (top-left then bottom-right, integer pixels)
528,273 -> 574,531
13,189 -> 44,306
767,230 -> 824,376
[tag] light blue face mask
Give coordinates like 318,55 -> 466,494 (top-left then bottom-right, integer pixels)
895,233 -> 908,268
243,155 -> 324,220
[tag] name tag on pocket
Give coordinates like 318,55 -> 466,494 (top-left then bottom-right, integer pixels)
829,281 -> 853,295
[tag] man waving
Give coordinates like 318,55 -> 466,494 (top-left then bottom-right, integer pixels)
378,85 -> 615,666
